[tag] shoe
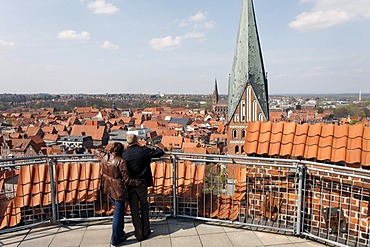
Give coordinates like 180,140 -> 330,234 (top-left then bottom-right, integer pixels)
110,235 -> 128,247
143,231 -> 152,240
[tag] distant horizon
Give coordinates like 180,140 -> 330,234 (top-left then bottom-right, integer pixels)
0,92 -> 369,97
1,1 -> 370,95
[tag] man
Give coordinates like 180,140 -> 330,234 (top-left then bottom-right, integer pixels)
122,134 -> 165,241
95,142 -> 142,247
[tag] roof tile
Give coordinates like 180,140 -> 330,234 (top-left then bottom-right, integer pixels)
268,121 -> 284,156
362,127 -> 370,166
257,122 -> 272,155
280,122 -> 296,156
346,124 -> 363,164
291,123 -> 309,158
317,124 -> 334,161
331,125 -> 349,163
15,166 -> 33,208
303,123 -> 322,160
244,121 -> 260,155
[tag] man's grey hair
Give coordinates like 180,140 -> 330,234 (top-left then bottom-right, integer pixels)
127,133 -> 138,145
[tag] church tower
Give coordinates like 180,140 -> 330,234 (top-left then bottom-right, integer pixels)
227,0 -> 269,154
212,79 -> 219,111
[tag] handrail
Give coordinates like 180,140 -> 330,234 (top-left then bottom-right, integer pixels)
1,153 -> 369,246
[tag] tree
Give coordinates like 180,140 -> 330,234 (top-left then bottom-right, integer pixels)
333,106 -> 349,118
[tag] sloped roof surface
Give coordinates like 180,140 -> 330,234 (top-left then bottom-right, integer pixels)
244,121 -> 370,166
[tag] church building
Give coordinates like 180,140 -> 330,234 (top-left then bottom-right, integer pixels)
227,0 -> 269,154
211,79 -> 228,117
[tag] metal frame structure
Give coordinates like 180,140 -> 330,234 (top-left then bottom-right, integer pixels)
1,153 -> 369,247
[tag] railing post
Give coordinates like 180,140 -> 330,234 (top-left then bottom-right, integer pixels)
49,158 -> 57,223
296,163 -> 306,236
172,154 -> 177,218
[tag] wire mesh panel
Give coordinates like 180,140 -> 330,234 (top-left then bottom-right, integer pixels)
147,159 -> 174,216
3,153 -> 370,247
54,160 -> 105,221
0,160 -> 52,232
302,162 -> 370,247
173,154 -> 300,233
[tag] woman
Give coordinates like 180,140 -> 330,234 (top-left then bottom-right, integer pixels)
95,142 -> 142,246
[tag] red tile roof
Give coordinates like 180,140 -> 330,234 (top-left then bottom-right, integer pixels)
70,125 -> 106,141
244,121 -> 370,166
161,136 -> 183,150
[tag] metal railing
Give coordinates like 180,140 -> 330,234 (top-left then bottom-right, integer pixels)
1,153 -> 369,246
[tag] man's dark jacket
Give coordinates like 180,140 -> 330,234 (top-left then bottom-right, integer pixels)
122,144 -> 165,187
95,149 -> 141,200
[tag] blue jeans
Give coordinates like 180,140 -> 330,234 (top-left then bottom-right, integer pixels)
111,198 -> 125,245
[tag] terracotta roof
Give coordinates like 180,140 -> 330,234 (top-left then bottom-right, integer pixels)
0,199 -> 21,229
183,147 -> 207,154
244,121 -> 370,166
54,124 -> 68,133
42,126 -> 56,134
43,133 -> 59,142
25,126 -> 43,137
182,142 -> 200,149
110,126 -> 124,131
142,120 -> 162,130
40,146 -> 63,155
70,125 -> 106,141
161,136 -> 183,150
9,139 -> 33,153
74,107 -> 99,114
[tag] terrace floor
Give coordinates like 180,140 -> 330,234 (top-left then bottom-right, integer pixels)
0,217 -> 326,247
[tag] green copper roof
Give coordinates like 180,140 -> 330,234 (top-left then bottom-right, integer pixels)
228,0 -> 269,122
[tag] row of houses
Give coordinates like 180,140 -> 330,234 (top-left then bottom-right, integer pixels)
0,106 -> 228,158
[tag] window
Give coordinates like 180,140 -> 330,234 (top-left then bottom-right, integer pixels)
242,129 -> 246,138
247,86 -> 252,121
232,130 -> 238,138
234,145 -> 239,154
259,113 -> 264,121
241,100 -> 246,122
253,100 -> 258,121
234,114 -> 239,123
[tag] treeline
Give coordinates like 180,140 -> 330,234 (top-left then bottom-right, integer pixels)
0,94 -> 212,112
333,104 -> 370,118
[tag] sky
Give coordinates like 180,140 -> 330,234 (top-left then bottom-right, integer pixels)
0,0 -> 370,95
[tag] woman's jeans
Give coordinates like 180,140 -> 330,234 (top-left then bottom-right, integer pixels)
111,198 -> 125,245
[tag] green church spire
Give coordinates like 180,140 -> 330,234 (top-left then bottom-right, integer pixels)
228,0 -> 269,122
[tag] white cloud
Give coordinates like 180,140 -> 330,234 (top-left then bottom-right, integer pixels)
290,0 -> 370,31
88,0 -> 119,14
149,36 -> 183,51
149,32 -> 206,51
0,40 -> 15,47
189,11 -> 207,22
203,20 -> 216,29
183,32 -> 206,42
179,11 -> 216,30
102,41 -> 119,49
179,19 -> 188,28
57,30 -> 90,40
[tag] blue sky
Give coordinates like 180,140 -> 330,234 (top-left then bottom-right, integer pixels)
0,0 -> 369,95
